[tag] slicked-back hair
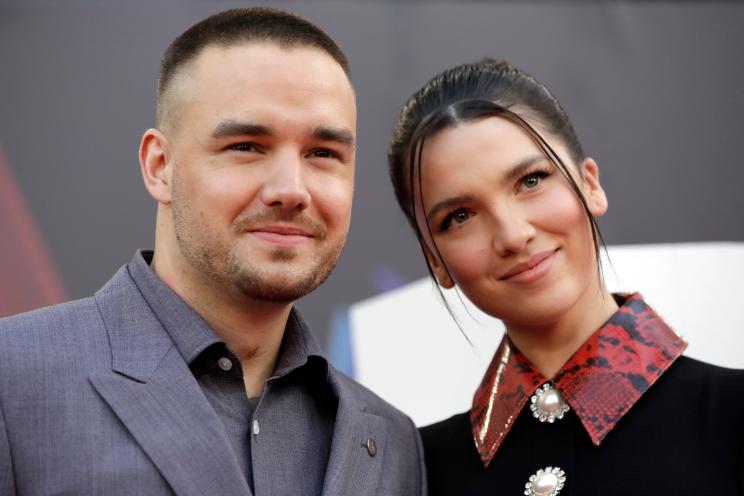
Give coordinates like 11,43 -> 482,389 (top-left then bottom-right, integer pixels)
389,59 -> 584,227
156,7 -> 350,128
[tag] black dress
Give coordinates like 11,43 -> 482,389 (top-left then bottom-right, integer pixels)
421,294 -> 744,495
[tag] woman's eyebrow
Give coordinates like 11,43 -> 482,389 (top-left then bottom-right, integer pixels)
501,155 -> 550,186
426,195 -> 473,223
425,155 -> 549,222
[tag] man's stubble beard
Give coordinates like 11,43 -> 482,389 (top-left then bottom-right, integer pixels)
222,240 -> 343,302
171,178 -> 346,303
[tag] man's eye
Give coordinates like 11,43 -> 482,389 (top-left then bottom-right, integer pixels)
230,143 -> 257,152
310,149 -> 338,159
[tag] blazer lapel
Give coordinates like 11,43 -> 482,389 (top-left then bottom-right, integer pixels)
322,372 -> 387,496
90,267 -> 251,496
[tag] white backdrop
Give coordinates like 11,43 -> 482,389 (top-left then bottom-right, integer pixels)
349,242 -> 744,427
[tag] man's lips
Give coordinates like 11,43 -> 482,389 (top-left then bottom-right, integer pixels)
499,249 -> 558,282
248,225 -> 314,247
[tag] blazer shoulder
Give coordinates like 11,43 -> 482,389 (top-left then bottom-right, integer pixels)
0,265 -> 135,362
671,355 -> 744,387
0,296 -> 100,339
657,355 -> 744,426
0,296 -> 110,390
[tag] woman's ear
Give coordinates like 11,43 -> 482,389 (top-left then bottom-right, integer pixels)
423,244 -> 455,289
139,128 -> 174,205
581,157 -> 608,217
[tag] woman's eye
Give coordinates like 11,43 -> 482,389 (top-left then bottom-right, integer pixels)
453,210 -> 470,224
521,171 -> 549,189
440,208 -> 471,231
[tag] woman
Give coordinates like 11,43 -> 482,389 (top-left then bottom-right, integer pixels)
388,59 -> 744,495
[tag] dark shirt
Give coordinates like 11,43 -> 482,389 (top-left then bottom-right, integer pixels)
421,295 -> 744,494
128,251 -> 337,495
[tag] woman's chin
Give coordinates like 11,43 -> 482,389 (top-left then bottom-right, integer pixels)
478,285 -> 585,331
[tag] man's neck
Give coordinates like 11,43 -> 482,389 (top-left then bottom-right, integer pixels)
151,250 -> 292,397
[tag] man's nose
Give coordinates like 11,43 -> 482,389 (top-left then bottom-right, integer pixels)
259,154 -> 311,212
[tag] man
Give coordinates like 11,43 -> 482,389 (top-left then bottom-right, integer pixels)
0,8 -> 425,495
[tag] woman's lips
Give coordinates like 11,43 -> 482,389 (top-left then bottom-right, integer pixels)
500,249 -> 558,284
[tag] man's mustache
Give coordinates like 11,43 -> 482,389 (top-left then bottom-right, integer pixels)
233,209 -> 327,240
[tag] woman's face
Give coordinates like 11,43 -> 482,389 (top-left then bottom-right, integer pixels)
415,116 -> 608,329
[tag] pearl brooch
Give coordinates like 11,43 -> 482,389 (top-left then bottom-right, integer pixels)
524,466 -> 566,496
530,383 -> 569,423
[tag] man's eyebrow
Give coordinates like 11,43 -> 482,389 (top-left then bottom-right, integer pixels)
211,120 -> 271,139
312,126 -> 355,149
209,121 -> 354,150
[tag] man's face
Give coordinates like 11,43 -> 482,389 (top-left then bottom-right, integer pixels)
166,43 -> 356,302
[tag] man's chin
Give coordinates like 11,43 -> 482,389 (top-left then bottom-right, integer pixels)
227,263 -> 329,302
225,245 -> 342,302
234,276 -> 320,302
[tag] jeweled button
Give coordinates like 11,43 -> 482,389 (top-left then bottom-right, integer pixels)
530,383 -> 569,423
524,466 -> 566,496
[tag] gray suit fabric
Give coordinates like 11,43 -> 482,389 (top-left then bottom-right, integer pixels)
129,250 -> 336,495
0,264 -> 426,495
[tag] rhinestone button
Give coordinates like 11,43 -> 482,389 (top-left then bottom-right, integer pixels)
252,419 -> 260,436
530,383 -> 569,423
217,357 -> 233,372
524,466 -> 566,496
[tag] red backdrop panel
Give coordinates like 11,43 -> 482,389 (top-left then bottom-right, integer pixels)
0,147 -> 67,316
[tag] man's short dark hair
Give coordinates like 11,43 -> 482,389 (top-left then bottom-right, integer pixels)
156,7 -> 351,128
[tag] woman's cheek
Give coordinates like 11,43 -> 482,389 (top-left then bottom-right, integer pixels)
532,184 -> 587,232
440,232 -> 491,285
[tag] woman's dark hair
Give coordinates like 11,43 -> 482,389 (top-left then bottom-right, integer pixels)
388,59 -> 606,313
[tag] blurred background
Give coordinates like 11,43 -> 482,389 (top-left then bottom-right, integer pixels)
2,1 -> 743,376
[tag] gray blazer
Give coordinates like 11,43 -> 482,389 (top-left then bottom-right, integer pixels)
0,266 -> 426,495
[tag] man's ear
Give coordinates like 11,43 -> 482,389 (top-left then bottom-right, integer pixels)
423,244 -> 455,289
139,128 -> 174,205
580,157 -> 608,217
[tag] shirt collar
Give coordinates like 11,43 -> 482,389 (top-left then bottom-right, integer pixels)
470,293 -> 687,467
128,250 -> 220,363
272,308 -> 328,380
127,250 -> 328,380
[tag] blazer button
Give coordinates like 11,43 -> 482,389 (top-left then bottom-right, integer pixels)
364,437 -> 377,457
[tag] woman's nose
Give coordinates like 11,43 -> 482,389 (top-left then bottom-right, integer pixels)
491,206 -> 536,256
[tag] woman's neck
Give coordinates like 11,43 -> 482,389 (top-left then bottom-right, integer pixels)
505,283 -> 619,379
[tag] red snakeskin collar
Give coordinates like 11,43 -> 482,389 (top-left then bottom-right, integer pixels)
470,293 -> 688,467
